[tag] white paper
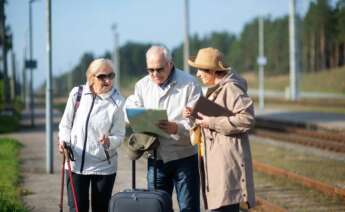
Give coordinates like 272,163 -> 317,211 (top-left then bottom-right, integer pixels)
126,108 -> 169,138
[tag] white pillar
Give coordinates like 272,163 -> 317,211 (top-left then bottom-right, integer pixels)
289,0 -> 300,100
112,24 -> 120,91
183,0 -> 190,73
257,16 -> 266,111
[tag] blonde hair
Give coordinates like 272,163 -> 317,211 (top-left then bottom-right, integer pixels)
86,58 -> 114,85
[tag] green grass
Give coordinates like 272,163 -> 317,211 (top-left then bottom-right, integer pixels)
254,100 -> 345,114
0,112 -> 20,134
244,65 -> 345,94
120,75 -> 143,97
251,138 -> 345,188
0,138 -> 27,211
0,98 -> 23,134
254,171 -> 345,211
54,102 -> 66,113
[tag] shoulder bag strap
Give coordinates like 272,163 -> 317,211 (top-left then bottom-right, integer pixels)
71,85 -> 83,128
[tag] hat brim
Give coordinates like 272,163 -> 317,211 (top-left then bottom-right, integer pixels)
126,148 -> 143,160
124,133 -> 160,160
124,136 -> 144,160
188,56 -> 230,71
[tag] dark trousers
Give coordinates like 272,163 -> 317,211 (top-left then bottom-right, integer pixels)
210,204 -> 240,212
147,154 -> 200,212
66,172 -> 116,212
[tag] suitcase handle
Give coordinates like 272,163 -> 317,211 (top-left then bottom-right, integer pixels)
132,149 -> 157,190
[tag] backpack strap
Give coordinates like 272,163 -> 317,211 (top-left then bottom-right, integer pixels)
71,85 -> 83,128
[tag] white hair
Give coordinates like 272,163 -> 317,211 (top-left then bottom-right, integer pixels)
146,45 -> 172,62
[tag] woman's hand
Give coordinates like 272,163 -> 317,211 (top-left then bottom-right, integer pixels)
182,107 -> 193,119
195,112 -> 210,129
58,142 -> 65,154
99,134 -> 110,149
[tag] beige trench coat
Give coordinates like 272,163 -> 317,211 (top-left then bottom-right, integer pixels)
200,72 -> 255,210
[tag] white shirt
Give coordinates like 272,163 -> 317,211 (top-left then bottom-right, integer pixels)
125,68 -> 202,162
59,84 -> 126,175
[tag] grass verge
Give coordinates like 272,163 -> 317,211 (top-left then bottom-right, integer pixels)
0,112 -> 20,134
254,171 -> 345,211
244,65 -> 345,94
0,138 -> 27,211
251,137 -> 345,189
0,99 -> 23,134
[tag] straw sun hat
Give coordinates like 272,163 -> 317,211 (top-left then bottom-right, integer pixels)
188,47 -> 230,71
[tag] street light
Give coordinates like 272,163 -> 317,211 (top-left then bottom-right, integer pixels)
111,24 -> 120,91
46,0 -> 53,174
289,0 -> 300,101
28,0 -> 38,127
183,0 -> 190,73
257,16 -> 266,111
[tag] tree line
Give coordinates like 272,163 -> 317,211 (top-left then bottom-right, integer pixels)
52,0 -> 345,96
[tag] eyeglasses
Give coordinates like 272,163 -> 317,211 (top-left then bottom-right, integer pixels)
147,67 -> 165,74
95,72 -> 115,81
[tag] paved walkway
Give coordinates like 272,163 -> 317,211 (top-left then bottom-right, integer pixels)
3,108 -> 154,212
3,106 -> 345,211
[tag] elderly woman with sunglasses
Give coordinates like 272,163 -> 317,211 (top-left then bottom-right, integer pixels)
183,48 -> 256,212
58,58 -> 126,212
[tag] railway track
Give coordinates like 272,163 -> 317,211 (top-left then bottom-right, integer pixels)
250,153 -> 345,211
250,119 -> 345,211
253,170 -> 345,212
254,118 -> 345,153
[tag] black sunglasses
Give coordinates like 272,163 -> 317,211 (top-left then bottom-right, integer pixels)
95,72 -> 115,80
147,67 -> 165,74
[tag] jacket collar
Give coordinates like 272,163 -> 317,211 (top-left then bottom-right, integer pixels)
84,83 -> 116,100
98,87 -> 116,100
159,66 -> 176,89
205,72 -> 231,98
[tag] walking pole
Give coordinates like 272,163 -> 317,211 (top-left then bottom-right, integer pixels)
64,143 -> 79,212
59,152 -> 65,212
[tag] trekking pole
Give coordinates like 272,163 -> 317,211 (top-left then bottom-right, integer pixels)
64,142 -> 79,212
59,151 -> 65,212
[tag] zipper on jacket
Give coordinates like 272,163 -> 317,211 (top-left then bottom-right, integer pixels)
80,94 -> 96,173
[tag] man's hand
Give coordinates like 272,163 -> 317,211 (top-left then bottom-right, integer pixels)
158,120 -> 178,134
195,112 -> 210,129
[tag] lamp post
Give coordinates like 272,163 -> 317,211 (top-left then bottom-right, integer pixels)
111,24 -> 120,91
28,0 -> 38,127
46,0 -> 53,173
289,0 -> 300,101
22,46 -> 27,105
183,0 -> 190,73
257,16 -> 266,111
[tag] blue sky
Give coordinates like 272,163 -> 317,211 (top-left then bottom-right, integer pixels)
7,0 -> 309,89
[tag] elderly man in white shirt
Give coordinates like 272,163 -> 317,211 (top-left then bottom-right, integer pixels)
58,58 -> 125,212
125,45 -> 202,212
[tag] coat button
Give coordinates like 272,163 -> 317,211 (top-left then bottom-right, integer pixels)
241,164 -> 244,167
241,179 -> 245,182
243,194 -> 246,197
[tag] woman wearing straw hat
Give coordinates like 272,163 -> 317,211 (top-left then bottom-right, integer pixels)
183,47 -> 256,212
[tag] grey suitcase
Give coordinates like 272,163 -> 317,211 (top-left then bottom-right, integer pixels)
109,150 -> 173,212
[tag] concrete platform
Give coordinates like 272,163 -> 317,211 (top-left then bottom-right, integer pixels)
3,106 -> 344,211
